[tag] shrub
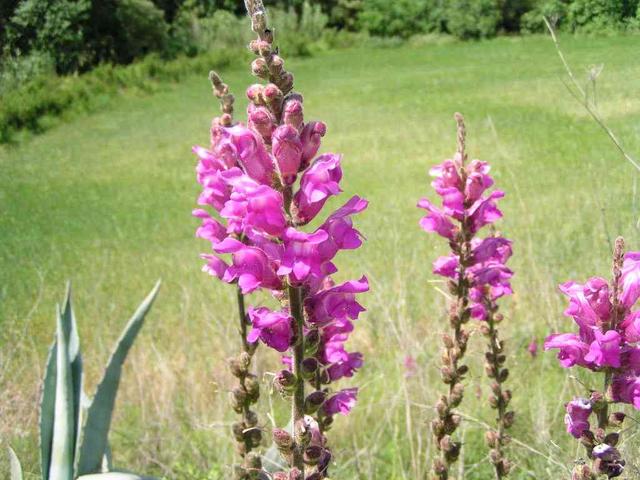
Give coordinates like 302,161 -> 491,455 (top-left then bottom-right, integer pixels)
567,0 -> 627,33
270,2 -> 329,56
115,0 -> 169,62
520,0 -> 569,33
357,0 -> 436,38
445,0 -> 502,39
4,0 -> 92,74
0,50 -> 56,96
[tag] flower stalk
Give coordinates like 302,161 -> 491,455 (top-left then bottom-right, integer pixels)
193,2 -> 367,478
544,236 -> 640,479
419,113 -> 513,479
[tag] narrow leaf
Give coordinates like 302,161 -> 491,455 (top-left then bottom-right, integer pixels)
8,447 -> 23,480
62,283 -> 84,475
76,281 -> 161,475
40,340 -> 57,480
49,306 -> 75,480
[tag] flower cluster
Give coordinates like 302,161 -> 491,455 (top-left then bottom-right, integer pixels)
194,2 -> 367,478
545,237 -> 639,479
419,114 -> 514,479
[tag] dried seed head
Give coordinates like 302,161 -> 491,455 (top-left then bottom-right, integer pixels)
303,445 -> 323,465
272,428 -> 293,452
304,390 -> 327,414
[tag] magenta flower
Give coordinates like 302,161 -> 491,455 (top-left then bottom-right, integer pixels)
200,253 -> 228,279
464,160 -> 494,202
621,310 -> 640,342
544,333 -> 590,368
327,352 -> 363,380
564,398 -> 592,438
621,252 -> 640,308
468,190 -> 505,234
214,237 -> 282,293
584,330 -> 622,368
278,228 -> 336,283
322,388 -> 358,416
612,375 -> 640,409
193,209 -> 227,245
433,255 -> 459,278
247,104 -> 276,143
417,198 -> 456,240
293,153 -> 343,223
247,307 -> 293,352
223,124 -> 275,185
272,124 -> 302,184
299,121 -> 326,168
470,237 -> 512,264
306,276 -> 368,326
219,177 -> 287,237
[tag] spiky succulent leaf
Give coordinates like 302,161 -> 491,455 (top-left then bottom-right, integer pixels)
49,305 -> 75,480
40,340 -> 57,480
8,447 -> 23,480
76,281 -> 161,475
62,282 -> 84,471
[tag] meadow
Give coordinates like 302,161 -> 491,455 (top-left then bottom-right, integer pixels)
2,34 -> 640,479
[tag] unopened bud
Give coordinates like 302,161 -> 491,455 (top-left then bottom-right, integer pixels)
245,374 -> 260,401
263,83 -> 283,104
232,422 -> 245,441
301,357 -> 319,380
304,390 -> 327,414
497,368 -> 509,382
442,333 -> 454,349
609,412 -> 626,426
503,410 -> 515,428
485,430 -> 499,448
272,428 -> 293,452
251,58 -> 269,78
304,445 -> 323,465
246,84 -> 264,103
245,451 -> 262,470
305,329 -> 320,355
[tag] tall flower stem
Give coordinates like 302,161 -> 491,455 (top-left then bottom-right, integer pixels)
481,296 -> 513,480
288,283 -> 306,471
431,114 -> 472,480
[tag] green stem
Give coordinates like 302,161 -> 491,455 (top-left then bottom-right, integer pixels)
289,283 -> 306,471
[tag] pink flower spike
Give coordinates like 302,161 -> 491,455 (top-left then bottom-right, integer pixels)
323,388 -> 358,416
247,307 -> 293,352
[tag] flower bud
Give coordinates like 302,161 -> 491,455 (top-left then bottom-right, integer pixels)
272,474 -> 288,480
273,124 -> 303,184
245,374 -> 260,401
245,451 -> 262,470
457,365 -> 468,376
294,419 -> 311,447
479,323 -> 491,335
449,383 -> 464,407
288,468 -> 303,480
279,72 -> 294,93
440,366 -> 454,384
232,422 -> 245,441
247,105 -> 275,144
272,428 -> 293,452
246,84 -> 264,103
303,445 -> 323,465
436,397 -> 448,417
484,363 -> 496,378
304,390 -> 327,414
275,369 -> 297,390
503,410 -> 515,428
245,427 -> 262,448
283,96 -> 304,130
263,83 -> 283,104
251,58 -> 269,78
246,409 -> 258,427
228,357 -> 246,378
442,333 -> 454,349
488,394 -> 499,408
304,329 -> 320,355
299,121 -> 326,169
497,368 -> 509,382
485,430 -> 499,448
609,412 -> 625,426
269,55 -> 284,74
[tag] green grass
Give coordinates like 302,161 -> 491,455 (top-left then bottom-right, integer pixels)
2,34 -> 640,479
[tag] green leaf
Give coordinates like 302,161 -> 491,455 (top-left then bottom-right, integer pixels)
49,305 -> 75,480
61,283 -> 84,476
40,340 -> 57,480
76,281 -> 161,475
8,446 -> 23,480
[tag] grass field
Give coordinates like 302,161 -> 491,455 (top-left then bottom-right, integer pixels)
2,34 -> 640,479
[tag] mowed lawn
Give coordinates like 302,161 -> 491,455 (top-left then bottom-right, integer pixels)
2,35 -> 640,479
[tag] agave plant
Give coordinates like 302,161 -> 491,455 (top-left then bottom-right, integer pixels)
8,281 -> 161,480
